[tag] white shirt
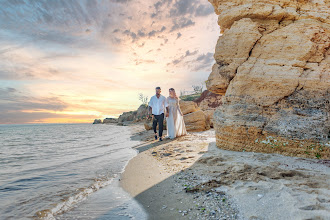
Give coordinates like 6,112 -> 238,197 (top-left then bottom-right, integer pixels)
148,94 -> 168,115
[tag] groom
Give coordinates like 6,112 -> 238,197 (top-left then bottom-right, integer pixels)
148,87 -> 169,141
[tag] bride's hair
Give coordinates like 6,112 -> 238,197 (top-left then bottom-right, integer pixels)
169,88 -> 178,99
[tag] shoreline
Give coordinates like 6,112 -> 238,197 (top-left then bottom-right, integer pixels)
121,124 -> 330,219
53,123 -> 148,219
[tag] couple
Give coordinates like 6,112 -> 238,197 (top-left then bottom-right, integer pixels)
148,86 -> 187,141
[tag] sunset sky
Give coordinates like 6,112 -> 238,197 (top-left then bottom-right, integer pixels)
0,0 -> 219,124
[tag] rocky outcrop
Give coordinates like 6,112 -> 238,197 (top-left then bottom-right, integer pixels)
93,118 -> 118,124
184,110 -> 210,132
136,104 -> 149,120
207,0 -> 330,159
103,118 -> 118,123
195,90 -> 223,127
93,119 -> 102,124
118,104 -> 148,123
118,111 -> 136,123
180,100 -> 210,132
179,100 -> 199,115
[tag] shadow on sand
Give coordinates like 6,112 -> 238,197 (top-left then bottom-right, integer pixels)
95,128 -> 330,220
130,129 -> 175,153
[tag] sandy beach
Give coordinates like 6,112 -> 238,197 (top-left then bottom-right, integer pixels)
121,124 -> 330,220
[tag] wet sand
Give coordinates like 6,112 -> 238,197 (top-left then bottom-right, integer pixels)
121,126 -> 330,219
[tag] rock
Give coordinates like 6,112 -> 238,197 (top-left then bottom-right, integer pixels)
195,90 -> 222,111
184,110 -> 210,132
103,118 -> 118,123
118,111 -> 136,123
179,100 -> 212,131
207,18 -> 262,94
136,104 -> 148,120
92,119 -> 102,124
118,104 -> 148,123
194,90 -> 222,128
144,119 -> 167,131
144,121 -> 153,130
207,0 -> 330,159
203,110 -> 215,128
179,100 -> 199,115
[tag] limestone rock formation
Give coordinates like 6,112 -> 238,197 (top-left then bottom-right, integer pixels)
195,90 -> 223,127
93,119 -> 102,124
183,110 -> 211,132
118,111 -> 136,123
118,104 -> 148,123
179,100 -> 210,132
207,0 -> 330,159
136,104 -> 149,120
103,118 -> 118,123
179,100 -> 199,115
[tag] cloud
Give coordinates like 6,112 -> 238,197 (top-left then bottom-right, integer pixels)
112,0 -> 133,3
148,26 -> 166,37
123,29 -> 138,41
0,0 -> 219,124
195,4 -> 214,16
169,0 -> 197,17
167,50 -> 199,66
154,0 -> 173,11
134,59 -> 156,65
192,52 -> 214,71
170,17 -> 195,32
169,0 -> 213,17
0,87 -> 68,112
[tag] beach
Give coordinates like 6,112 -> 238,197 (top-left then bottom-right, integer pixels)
121,124 -> 330,220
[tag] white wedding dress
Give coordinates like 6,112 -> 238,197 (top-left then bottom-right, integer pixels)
166,97 -> 187,139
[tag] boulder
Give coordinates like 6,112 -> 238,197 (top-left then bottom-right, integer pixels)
179,100 -> 199,115
118,111 -> 136,123
136,104 -> 148,121
183,110 -> 210,132
118,104 -> 148,123
93,119 -> 102,124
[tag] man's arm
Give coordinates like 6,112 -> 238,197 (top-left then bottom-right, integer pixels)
165,97 -> 169,117
148,97 -> 153,119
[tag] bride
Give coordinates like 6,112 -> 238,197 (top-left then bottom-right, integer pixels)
166,88 -> 187,139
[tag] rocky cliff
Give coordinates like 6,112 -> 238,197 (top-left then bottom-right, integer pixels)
207,0 -> 330,159
118,104 -> 149,123
195,90 -> 223,127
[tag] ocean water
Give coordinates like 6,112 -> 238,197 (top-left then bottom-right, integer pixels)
0,123 -> 146,219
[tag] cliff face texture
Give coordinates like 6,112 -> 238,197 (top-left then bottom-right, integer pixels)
207,0 -> 330,159
195,90 -> 223,127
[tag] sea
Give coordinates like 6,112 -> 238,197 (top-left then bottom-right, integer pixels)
0,123 -> 147,219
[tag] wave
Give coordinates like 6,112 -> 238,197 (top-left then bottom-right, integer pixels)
34,174 -> 117,219
34,143 -> 138,219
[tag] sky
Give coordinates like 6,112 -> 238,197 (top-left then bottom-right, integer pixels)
0,0 -> 219,124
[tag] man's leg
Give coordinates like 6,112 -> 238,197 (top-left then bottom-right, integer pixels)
152,115 -> 158,139
158,113 -> 164,138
